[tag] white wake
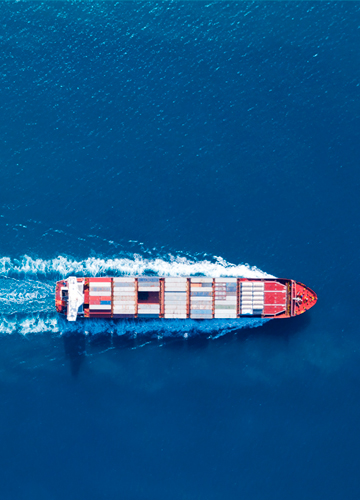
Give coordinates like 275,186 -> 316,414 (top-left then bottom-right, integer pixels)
0,254 -> 275,279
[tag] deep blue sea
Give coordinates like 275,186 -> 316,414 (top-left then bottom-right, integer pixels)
0,2 -> 360,499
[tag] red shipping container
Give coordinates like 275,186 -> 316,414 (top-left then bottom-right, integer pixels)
88,277 -> 112,282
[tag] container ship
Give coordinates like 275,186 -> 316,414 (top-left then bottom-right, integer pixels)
55,276 -> 317,322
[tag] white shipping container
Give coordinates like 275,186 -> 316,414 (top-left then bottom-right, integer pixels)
164,292 -> 187,297
113,285 -> 136,289
138,310 -> 160,314
113,277 -> 136,282
165,291 -> 187,295
89,291 -> 112,297
113,285 -> 136,292
241,308 -> 253,315
190,277 -> 213,283
112,297 -> 135,301
89,304 -> 111,310
113,306 -> 135,311
164,313 -> 188,319
214,312 -> 237,318
89,282 -> 111,288
113,299 -> 136,304
113,302 -> 135,307
113,310 -> 135,314
113,302 -> 135,306
164,278 -> 187,283
113,287 -> 135,291
215,278 -> 237,283
113,298 -> 135,303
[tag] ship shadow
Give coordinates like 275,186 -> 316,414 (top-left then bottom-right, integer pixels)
61,313 -> 312,375
63,332 -> 87,378
231,312 -> 313,345
258,312 -> 312,338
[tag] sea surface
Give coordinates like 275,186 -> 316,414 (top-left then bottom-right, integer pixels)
0,2 -> 359,499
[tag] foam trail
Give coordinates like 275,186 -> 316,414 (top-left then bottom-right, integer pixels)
0,313 -> 270,337
0,277 -> 54,315
0,254 -> 275,279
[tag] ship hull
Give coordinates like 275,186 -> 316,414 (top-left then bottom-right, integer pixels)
55,277 -> 317,322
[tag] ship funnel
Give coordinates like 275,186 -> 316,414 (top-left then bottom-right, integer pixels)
66,277 -> 84,321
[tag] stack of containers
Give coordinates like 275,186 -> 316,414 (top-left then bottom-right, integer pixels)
164,277 -> 187,319
113,277 -> 136,318
137,277 -> 160,318
214,278 -> 238,318
190,277 -> 213,319
252,281 -> 265,314
240,281 -> 265,315
240,281 -> 253,315
89,278 -> 112,317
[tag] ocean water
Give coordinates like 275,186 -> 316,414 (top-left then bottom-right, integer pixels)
0,2 -> 359,499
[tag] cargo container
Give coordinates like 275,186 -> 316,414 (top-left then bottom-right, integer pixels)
56,277 -> 317,322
